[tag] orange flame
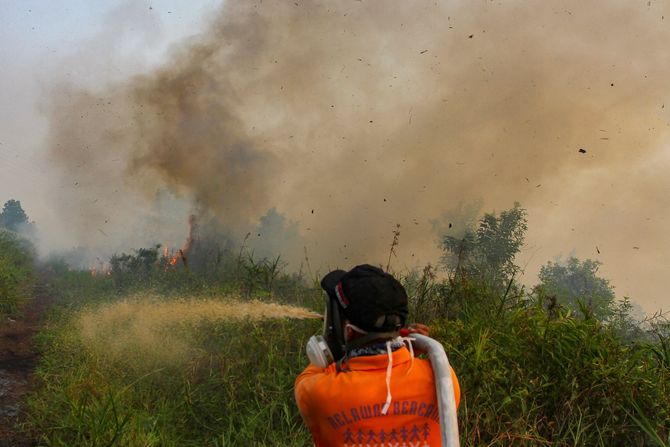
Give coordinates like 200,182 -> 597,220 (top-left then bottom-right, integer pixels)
161,245 -> 181,269
90,262 -> 110,276
161,216 -> 196,270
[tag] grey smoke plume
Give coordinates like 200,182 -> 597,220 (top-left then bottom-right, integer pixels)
44,1 -> 670,312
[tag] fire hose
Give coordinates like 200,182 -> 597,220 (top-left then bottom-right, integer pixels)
410,334 -> 460,447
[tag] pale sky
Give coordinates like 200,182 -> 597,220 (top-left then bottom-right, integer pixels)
0,0 -> 218,213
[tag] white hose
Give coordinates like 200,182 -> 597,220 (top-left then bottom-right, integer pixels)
409,334 -> 460,447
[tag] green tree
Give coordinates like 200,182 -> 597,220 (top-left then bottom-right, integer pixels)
441,203 -> 527,288
0,199 -> 29,232
110,246 -> 160,276
535,257 -> 615,320
608,296 -> 645,341
109,246 -> 161,291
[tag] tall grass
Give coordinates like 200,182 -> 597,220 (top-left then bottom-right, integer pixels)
0,229 -> 36,315
27,294 -> 321,446
25,242 -> 670,446
412,276 -> 670,446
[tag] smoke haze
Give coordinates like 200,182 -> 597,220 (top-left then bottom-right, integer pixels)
43,1 -> 670,312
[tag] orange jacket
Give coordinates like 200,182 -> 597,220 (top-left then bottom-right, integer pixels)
295,346 -> 460,447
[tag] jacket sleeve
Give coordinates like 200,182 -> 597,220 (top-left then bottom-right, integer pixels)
294,364 -> 327,443
294,364 -> 321,413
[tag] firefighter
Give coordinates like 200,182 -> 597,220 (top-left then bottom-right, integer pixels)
295,264 -> 460,446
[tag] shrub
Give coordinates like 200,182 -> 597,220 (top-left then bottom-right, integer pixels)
0,229 -> 35,315
431,300 -> 670,446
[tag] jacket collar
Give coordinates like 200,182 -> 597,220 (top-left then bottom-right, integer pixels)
344,346 -> 412,371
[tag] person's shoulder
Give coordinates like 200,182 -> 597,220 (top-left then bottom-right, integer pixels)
295,363 -> 336,388
295,363 -> 343,412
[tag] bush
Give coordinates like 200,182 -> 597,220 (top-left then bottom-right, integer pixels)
430,297 -> 670,446
0,229 -> 35,315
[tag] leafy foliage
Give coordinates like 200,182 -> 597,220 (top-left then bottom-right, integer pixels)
442,203 -> 527,289
110,246 -> 161,277
536,257 -> 615,320
0,229 -> 35,315
432,204 -> 528,320
402,264 -> 444,323
432,300 -> 670,446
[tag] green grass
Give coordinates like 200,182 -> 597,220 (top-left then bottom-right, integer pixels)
26,293 -> 321,446
0,229 -> 35,315
23,254 -> 670,446
430,302 -> 670,446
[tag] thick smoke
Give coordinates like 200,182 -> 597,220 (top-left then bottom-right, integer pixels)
44,1 -> 670,312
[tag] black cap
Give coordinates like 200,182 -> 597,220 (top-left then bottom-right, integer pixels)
320,264 -> 408,332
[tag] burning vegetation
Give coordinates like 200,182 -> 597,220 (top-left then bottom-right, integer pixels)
40,1 -> 670,310
160,215 -> 196,269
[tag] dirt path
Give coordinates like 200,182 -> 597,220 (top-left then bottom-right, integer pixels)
0,287 -> 49,447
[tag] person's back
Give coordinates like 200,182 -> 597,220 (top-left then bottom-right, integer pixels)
294,264 -> 460,447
